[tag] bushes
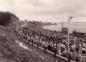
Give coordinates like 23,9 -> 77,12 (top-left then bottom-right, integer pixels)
0,11 -> 19,26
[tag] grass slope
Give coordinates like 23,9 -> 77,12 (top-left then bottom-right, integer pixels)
0,26 -> 46,62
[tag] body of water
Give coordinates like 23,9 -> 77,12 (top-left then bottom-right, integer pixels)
43,22 -> 86,33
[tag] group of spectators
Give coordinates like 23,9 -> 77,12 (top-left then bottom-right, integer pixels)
13,26 -> 86,61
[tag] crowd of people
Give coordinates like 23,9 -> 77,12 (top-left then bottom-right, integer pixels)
13,26 -> 86,61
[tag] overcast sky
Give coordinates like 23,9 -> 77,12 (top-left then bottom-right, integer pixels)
0,0 -> 86,22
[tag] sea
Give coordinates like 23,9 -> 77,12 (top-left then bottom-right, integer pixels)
43,22 -> 86,33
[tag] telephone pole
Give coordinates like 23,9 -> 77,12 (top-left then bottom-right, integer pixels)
67,16 -> 73,62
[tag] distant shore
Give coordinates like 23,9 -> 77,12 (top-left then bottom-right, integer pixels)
43,22 -> 86,33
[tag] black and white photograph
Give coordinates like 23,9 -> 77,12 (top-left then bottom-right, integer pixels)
0,0 -> 86,62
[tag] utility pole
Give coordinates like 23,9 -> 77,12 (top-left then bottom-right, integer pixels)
67,16 -> 73,62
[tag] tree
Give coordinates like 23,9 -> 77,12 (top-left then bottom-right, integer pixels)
0,11 -> 19,26
72,30 -> 77,37
61,27 -> 68,35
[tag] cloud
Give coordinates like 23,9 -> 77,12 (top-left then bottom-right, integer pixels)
0,0 -> 86,22
14,0 -> 86,16
0,0 -> 14,12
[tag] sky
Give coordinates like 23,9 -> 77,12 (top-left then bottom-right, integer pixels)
0,0 -> 86,22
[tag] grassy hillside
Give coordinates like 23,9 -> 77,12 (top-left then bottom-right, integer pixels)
0,26 -> 46,62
